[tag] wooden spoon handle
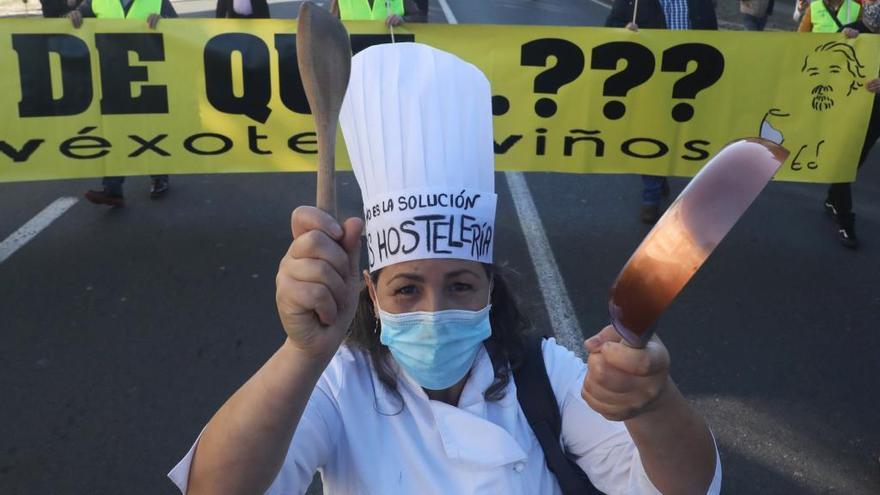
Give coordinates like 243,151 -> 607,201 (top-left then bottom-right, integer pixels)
316,121 -> 337,217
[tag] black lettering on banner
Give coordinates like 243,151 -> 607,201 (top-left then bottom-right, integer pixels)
564,129 -> 605,157
591,41 -> 655,120
0,139 -> 45,162
128,134 -> 169,157
59,126 -> 111,159
621,137 -> 668,159
520,38 -> 585,118
288,132 -> 317,154
248,126 -> 272,155
184,132 -> 233,155
95,33 -> 168,115
12,34 -> 92,117
494,135 -> 522,154
204,33 -> 272,123
274,34 -> 310,114
682,140 -> 710,161
661,43 -> 725,123
535,128 -> 547,156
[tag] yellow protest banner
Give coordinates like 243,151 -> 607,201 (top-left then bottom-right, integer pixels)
0,19 -> 877,184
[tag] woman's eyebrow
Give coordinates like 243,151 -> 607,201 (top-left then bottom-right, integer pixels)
387,273 -> 425,284
444,269 -> 480,280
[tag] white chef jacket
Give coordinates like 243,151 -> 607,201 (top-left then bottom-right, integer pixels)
169,338 -> 722,494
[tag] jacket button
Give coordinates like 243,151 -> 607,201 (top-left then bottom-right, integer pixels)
513,462 -> 525,473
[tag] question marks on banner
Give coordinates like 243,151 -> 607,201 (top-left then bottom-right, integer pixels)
590,42 -> 655,120
520,39 -> 585,118
660,43 -> 725,122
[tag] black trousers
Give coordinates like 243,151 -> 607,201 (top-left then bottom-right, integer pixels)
827,103 -> 880,218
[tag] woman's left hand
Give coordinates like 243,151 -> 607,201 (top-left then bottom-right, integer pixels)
581,326 -> 671,422
866,78 -> 880,94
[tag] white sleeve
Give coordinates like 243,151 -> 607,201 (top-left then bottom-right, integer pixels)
167,375 -> 342,494
541,338 -> 722,495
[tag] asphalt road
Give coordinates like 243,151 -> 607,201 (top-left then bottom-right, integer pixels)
1,0 -> 879,494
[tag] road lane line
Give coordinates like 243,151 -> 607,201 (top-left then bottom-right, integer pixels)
504,173 -> 586,356
439,0 -> 586,357
0,197 -> 79,265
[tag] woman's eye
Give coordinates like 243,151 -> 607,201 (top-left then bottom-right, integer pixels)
394,285 -> 417,296
450,282 -> 473,293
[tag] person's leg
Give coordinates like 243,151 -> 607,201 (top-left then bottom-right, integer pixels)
642,175 -> 664,204
741,14 -> 760,31
640,175 -> 665,223
150,175 -> 170,198
103,176 -> 125,196
756,15 -> 768,31
84,176 -> 125,206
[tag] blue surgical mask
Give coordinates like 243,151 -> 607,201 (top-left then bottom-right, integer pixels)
378,302 -> 492,391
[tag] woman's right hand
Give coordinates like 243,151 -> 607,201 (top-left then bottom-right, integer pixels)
276,206 -> 363,361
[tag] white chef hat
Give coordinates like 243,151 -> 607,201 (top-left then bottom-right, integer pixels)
340,42 -> 497,272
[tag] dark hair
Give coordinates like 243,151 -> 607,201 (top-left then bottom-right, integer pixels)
346,263 -> 529,411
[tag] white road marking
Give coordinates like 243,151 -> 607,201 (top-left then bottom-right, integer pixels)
0,197 -> 79,265
439,0 -> 586,358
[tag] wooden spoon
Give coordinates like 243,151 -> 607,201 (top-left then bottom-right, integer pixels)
296,1 -> 352,218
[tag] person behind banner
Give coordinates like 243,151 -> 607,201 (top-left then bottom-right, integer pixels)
39,0 -> 78,17
330,0 -> 427,26
67,0 -> 177,208
798,0 -> 862,32
739,0 -> 774,30
822,2 -> 880,248
605,0 -> 718,224
168,43 -> 721,495
215,0 -> 269,19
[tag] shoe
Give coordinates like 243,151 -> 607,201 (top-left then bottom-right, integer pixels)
838,214 -> 859,249
84,189 -> 124,207
661,178 -> 671,198
150,178 -> 169,199
824,199 -> 838,218
640,204 -> 660,224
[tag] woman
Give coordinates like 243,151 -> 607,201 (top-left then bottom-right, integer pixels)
169,43 -> 720,494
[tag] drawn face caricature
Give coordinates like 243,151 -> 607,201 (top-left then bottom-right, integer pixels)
801,42 -> 866,112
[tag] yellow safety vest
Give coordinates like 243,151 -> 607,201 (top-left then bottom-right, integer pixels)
338,0 -> 404,20
810,0 -> 860,33
92,0 -> 162,19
